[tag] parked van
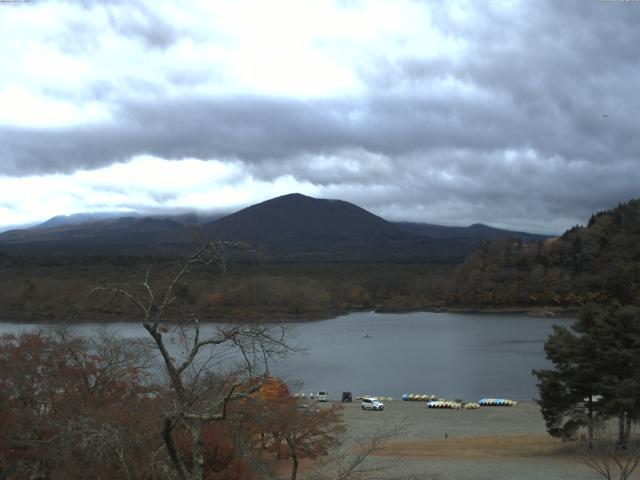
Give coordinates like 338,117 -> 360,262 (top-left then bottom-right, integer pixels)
316,391 -> 328,402
361,397 -> 384,411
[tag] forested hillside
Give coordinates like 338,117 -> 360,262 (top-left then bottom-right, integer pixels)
2,199 -> 638,322
448,199 -> 640,310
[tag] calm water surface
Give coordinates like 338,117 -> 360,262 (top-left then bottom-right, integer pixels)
0,311 -> 572,401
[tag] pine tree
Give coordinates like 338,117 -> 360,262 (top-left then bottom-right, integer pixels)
534,304 -> 640,444
588,305 -> 640,444
534,317 -> 602,443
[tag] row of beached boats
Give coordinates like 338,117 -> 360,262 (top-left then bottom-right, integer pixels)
402,394 -> 518,409
293,391 -> 518,409
402,394 -> 438,401
478,398 -> 518,406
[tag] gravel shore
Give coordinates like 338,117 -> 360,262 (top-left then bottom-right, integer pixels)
334,400 -> 614,480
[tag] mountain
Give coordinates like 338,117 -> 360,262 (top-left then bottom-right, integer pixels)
201,193 -> 402,241
0,216 -> 200,256
395,221 -> 549,243
34,212 -> 136,229
199,194 -> 549,261
199,193 -> 437,261
34,212 -> 221,230
0,193 -> 548,261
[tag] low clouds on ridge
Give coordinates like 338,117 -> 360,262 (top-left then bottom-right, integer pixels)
1,0 -> 639,233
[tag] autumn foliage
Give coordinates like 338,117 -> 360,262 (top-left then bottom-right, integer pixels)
0,332 -> 343,480
0,330 -> 166,479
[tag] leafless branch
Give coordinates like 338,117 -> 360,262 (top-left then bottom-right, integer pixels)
306,422 -> 409,480
580,428 -> 640,480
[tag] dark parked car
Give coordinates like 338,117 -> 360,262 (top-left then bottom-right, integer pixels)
342,391 -> 353,402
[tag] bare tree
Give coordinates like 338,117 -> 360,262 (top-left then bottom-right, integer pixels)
580,427 -> 640,480
89,242 -> 299,480
283,404 -> 345,480
305,422 -> 408,480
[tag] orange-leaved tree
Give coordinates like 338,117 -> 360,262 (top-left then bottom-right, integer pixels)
0,329 -> 163,479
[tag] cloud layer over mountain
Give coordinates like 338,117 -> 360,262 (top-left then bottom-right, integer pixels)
1,0 -> 639,233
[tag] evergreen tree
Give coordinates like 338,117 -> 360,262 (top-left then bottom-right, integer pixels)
588,305 -> 640,444
534,304 -> 640,444
534,317 -> 601,442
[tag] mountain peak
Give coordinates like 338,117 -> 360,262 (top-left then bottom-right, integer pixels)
202,194 -> 400,241
254,193 -> 333,206
275,192 -> 310,200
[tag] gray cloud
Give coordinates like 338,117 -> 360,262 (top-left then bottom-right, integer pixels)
48,0 -> 184,55
3,81 -> 637,176
2,0 -> 640,234
104,3 -> 180,49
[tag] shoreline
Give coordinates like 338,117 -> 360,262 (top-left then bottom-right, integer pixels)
410,305 -> 578,318
0,304 -> 578,325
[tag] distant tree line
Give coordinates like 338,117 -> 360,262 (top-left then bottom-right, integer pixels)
449,199 -> 640,310
0,260 -> 455,323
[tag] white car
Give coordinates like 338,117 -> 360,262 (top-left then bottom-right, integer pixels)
361,397 -> 384,411
316,391 -> 328,402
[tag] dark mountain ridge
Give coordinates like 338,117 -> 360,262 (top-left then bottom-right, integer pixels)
395,221 -> 548,243
34,212 -> 136,229
0,193 -> 548,260
201,193 -> 402,241
0,216 -> 197,256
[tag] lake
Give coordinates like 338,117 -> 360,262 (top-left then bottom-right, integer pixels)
0,311 -> 572,402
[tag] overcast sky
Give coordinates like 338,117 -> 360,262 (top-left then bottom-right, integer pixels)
1,0 -> 639,234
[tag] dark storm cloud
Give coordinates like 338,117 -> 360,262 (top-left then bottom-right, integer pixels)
2,81 -> 637,178
5,0 -> 639,172
3,0 -> 640,233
